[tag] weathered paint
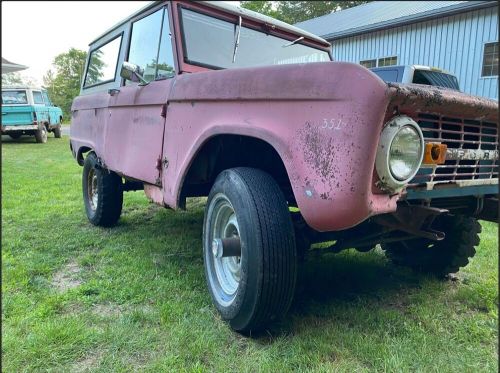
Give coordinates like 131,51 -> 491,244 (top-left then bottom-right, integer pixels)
70,0 -> 498,233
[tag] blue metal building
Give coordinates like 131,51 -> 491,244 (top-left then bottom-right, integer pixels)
295,1 -> 498,99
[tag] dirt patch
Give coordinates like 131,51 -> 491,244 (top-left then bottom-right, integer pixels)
92,303 -> 123,317
52,261 -> 82,292
71,350 -> 103,373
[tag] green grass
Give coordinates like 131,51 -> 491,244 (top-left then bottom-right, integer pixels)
2,135 -> 498,372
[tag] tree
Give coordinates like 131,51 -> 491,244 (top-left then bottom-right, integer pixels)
43,48 -> 87,119
2,72 -> 38,87
240,1 -> 370,25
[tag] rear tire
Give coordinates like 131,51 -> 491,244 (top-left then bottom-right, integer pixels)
82,152 -> 123,227
203,168 -> 297,333
54,125 -> 62,138
382,215 -> 480,277
34,124 -> 47,143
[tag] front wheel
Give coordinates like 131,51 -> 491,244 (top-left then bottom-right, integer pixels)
382,215 -> 481,277
82,152 -> 123,226
203,168 -> 297,333
53,125 -> 62,138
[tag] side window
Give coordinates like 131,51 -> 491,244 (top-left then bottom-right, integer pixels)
360,59 -> 376,68
42,91 -> 51,105
84,35 -> 122,87
373,69 -> 400,82
127,7 -> 175,84
481,42 -> 498,77
33,91 -> 44,104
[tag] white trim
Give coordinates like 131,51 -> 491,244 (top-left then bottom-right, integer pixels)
480,40 -> 498,78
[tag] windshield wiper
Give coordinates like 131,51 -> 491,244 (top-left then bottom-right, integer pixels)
232,16 -> 242,63
282,36 -> 304,48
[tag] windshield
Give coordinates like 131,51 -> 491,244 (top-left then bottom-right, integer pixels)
412,70 -> 460,91
2,90 -> 28,104
180,8 -> 331,69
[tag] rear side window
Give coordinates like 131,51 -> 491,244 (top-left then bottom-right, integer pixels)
84,35 -> 122,87
127,7 -> 175,84
2,90 -> 28,104
372,69 -> 400,82
413,70 -> 460,90
33,91 -> 44,104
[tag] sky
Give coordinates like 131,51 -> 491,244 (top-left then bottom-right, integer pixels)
1,1 -> 239,86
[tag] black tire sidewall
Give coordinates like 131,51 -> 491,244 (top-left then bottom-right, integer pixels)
82,153 -> 100,223
203,170 -> 264,326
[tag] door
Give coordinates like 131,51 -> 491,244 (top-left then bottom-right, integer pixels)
105,5 -> 176,185
42,90 -> 58,124
32,90 -> 49,124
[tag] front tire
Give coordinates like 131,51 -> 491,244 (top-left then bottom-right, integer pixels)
203,168 -> 297,333
82,152 -> 123,227
382,215 -> 481,277
34,124 -> 47,143
54,125 -> 62,138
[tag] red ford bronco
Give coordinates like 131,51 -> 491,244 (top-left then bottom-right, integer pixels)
70,1 -> 498,333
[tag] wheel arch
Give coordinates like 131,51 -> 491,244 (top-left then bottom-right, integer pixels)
177,134 -> 294,208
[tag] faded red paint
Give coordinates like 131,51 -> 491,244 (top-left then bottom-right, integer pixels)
70,1 -> 498,233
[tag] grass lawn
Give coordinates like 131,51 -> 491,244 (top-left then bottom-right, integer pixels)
2,135 -> 498,372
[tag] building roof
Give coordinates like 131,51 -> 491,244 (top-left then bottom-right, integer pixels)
295,1 -> 497,41
2,57 -> 28,74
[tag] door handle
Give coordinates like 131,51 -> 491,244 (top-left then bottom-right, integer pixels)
108,88 -> 120,96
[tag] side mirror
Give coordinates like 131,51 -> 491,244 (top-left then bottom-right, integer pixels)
120,61 -> 148,84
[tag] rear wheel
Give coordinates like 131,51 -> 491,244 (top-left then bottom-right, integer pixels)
382,215 -> 480,277
203,168 -> 297,333
82,152 -> 123,226
34,124 -> 47,143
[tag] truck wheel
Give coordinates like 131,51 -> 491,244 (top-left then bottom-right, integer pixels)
9,133 -> 22,139
382,215 -> 480,277
203,168 -> 297,333
34,125 -> 47,143
54,125 -> 62,138
82,152 -> 123,227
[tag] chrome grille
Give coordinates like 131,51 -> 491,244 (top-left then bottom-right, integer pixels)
411,113 -> 498,184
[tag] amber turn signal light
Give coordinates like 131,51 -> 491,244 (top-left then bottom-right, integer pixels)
423,143 -> 447,164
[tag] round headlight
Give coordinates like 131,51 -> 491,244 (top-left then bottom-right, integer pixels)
389,125 -> 423,181
375,116 -> 424,192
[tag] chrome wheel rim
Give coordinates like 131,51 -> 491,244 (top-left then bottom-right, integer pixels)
206,194 -> 241,306
87,168 -> 98,211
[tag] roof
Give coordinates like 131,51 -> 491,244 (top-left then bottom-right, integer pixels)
2,57 -> 28,74
2,86 -> 43,90
90,0 -> 330,47
294,1 -> 497,41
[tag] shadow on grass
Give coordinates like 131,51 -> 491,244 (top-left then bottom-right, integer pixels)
113,201 -> 437,342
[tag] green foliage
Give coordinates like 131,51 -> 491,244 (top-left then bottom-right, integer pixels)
43,48 -> 87,119
1,136 -> 498,372
2,72 -> 23,86
2,72 -> 38,87
241,1 -> 370,24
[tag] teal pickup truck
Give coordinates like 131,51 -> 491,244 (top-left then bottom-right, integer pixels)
1,86 -> 63,143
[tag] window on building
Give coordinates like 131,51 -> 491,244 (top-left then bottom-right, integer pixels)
84,35 -> 122,87
360,59 -> 376,68
32,91 -> 44,104
482,42 -> 498,77
127,7 -> 175,84
378,56 -> 397,67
